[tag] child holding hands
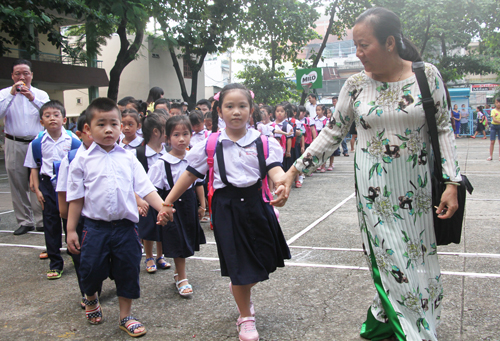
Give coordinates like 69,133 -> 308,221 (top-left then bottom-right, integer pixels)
159,84 -> 290,341
66,98 -> 167,338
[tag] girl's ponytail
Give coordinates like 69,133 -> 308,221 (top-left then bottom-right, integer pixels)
211,100 -> 219,133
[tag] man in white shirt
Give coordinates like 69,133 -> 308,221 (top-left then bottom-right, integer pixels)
305,93 -> 317,118
0,59 -> 48,235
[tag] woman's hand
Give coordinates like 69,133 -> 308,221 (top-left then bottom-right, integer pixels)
436,184 -> 458,219
270,166 -> 298,207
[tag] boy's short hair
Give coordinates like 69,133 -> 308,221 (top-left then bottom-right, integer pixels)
203,111 -> 212,120
77,110 -> 87,132
309,93 -> 317,99
298,105 -> 306,112
39,100 -> 66,119
85,98 -> 121,125
117,96 -> 135,107
196,99 -> 211,109
495,97 -> 500,103
189,110 -> 204,126
170,102 -> 182,110
154,98 -> 171,110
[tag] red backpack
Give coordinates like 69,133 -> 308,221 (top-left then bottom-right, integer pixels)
205,132 -> 272,229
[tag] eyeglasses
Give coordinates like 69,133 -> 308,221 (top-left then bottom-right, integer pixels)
42,113 -> 62,119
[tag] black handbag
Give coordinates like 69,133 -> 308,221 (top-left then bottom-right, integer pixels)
412,61 -> 473,246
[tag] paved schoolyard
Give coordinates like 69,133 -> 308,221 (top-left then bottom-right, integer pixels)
0,137 -> 499,340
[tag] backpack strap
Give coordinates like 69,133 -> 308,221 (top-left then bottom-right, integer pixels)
255,135 -> 272,203
31,132 -> 45,167
215,141 -> 230,186
205,132 -> 221,230
135,145 -> 148,173
163,160 -> 175,190
68,148 -> 78,163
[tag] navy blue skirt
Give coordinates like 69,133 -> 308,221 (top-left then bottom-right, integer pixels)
137,206 -> 161,241
212,182 -> 291,285
160,187 -> 206,258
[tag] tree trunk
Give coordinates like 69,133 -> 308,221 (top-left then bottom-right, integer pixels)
440,34 -> 447,58
299,1 -> 338,106
187,50 -> 208,110
107,19 -> 144,102
420,14 -> 431,56
169,48 -> 189,101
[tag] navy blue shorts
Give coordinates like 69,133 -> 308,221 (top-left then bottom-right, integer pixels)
79,218 -> 142,299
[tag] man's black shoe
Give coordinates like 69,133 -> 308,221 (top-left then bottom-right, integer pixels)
13,225 -> 34,235
35,226 -> 44,232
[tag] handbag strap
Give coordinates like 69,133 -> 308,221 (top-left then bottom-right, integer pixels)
412,61 -> 444,181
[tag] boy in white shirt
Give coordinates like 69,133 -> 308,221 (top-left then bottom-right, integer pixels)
24,100 -> 81,279
66,98 -> 167,337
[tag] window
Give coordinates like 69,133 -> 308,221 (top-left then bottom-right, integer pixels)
76,97 -> 82,105
183,58 -> 192,79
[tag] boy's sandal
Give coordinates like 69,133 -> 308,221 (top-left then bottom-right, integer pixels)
83,297 -> 103,325
487,156 -> 492,161
174,273 -> 193,297
47,269 -> 63,280
145,257 -> 157,273
39,251 -> 48,259
200,215 -> 211,222
156,256 -> 171,269
119,316 -> 147,337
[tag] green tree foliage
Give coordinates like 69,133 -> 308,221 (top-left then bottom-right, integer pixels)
373,0 -> 499,82
299,0 -> 369,104
0,0 -> 105,57
66,0 -> 152,101
236,61 -> 300,106
152,0 -> 243,109
238,0 -> 320,72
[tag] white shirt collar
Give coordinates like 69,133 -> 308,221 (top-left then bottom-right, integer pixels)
88,141 -> 123,154
145,144 -> 166,157
219,129 -> 260,148
128,136 -> 143,147
160,152 -> 185,165
193,129 -> 206,135
41,127 -> 71,143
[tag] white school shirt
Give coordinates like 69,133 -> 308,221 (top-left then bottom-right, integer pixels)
313,115 -> 327,133
0,86 -> 49,137
305,102 -> 317,120
56,144 -> 87,193
24,128 -> 76,177
144,144 -> 167,169
67,142 -> 156,223
148,153 -> 202,191
119,135 -> 143,156
273,121 -> 293,138
190,129 -> 210,148
218,117 -> 226,130
186,129 -> 283,190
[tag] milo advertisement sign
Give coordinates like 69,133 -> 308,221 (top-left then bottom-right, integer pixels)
296,68 -> 323,90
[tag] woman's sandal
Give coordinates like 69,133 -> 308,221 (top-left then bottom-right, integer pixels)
229,282 -> 255,316
119,316 -> 147,337
145,257 -> 157,273
83,297 -> 103,325
156,256 -> 171,269
174,273 -> 193,297
47,269 -> 63,280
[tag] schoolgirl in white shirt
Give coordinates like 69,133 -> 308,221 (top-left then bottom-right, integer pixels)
119,109 -> 144,154
148,115 -> 206,297
158,84 -> 291,341
135,113 -> 170,273
189,110 -> 210,148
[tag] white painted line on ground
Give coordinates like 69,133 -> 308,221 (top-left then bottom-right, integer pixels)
0,210 -> 14,215
286,192 -> 356,245
0,192 -> 11,194
190,256 -> 500,279
467,198 -> 500,201
0,230 -> 45,235
0,244 -> 499,279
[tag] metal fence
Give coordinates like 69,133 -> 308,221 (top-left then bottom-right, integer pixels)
4,48 -> 103,68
